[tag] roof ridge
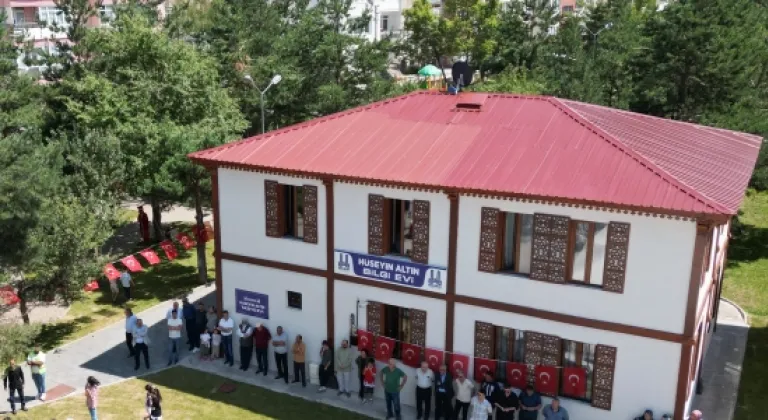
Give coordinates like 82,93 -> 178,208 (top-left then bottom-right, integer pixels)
548,97 -> 731,214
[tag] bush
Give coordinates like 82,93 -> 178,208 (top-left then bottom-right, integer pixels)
0,322 -> 42,363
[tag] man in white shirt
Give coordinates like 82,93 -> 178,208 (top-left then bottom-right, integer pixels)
272,326 -> 289,383
166,301 -> 180,320
167,309 -> 184,365
415,361 -> 434,420
453,369 -> 475,420
120,271 -> 134,301
218,310 -> 235,366
132,319 -> 150,371
124,308 -> 137,358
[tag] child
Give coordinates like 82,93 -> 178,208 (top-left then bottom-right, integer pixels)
211,328 -> 222,359
362,361 -> 376,404
200,329 -> 212,360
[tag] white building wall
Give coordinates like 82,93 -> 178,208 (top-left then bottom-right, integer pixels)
335,280 -> 446,406
334,182 -> 451,268
454,303 -> 680,420
218,168 -> 327,270
456,195 -> 696,334
221,260 -> 328,366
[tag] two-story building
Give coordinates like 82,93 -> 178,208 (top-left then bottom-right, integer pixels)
188,91 -> 761,419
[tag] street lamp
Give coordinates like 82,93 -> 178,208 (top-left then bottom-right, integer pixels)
244,74 -> 282,134
581,22 -> 613,58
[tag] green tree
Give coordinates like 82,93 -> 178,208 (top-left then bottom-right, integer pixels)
496,0 -> 559,70
0,323 -> 41,362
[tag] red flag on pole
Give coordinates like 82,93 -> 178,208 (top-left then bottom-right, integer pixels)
534,365 -> 559,396
375,336 -> 395,362
473,357 -> 498,382
449,353 -> 470,377
103,263 -> 120,280
505,362 -> 528,389
357,329 -> 374,354
139,248 -> 161,265
176,232 -> 196,250
401,343 -> 422,368
121,255 -> 144,272
562,367 -> 587,398
0,285 -> 20,305
193,224 -> 209,243
83,280 -> 100,292
425,348 -> 444,373
160,240 -> 178,260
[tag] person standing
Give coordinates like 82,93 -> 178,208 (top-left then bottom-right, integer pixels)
166,301 -> 180,320
253,323 -> 272,376
690,410 -> 704,420
355,349 -> 375,401
335,339 -> 354,397
149,385 -> 163,420
318,340 -> 332,392
273,326 -> 290,383
415,361 -> 434,420
518,385 -> 542,420
468,391 -> 493,420
85,376 -> 100,420
291,334 -> 307,387
3,359 -> 26,414
453,370 -> 474,420
542,397 -> 569,420
167,309 -> 183,366
218,311 -> 235,366
494,384 -> 519,420
480,372 -> 501,420
182,298 -> 198,352
380,358 -> 407,420
133,318 -> 151,371
27,344 -> 46,400
237,320 -> 254,371
205,306 -> 218,333
125,308 -> 137,358
434,364 -> 454,420
120,271 -> 134,302
195,303 -> 208,350
137,205 -> 150,243
109,279 -> 120,303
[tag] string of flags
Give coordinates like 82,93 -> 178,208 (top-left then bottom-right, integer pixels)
356,329 -> 589,399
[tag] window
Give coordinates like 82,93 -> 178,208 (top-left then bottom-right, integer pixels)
381,15 -> 389,31
264,180 -> 318,243
562,5 -> 574,12
568,220 -> 608,285
37,7 -> 68,27
498,212 -> 534,273
491,326 -> 526,383
560,340 -> 596,402
367,195 -> 430,263
287,291 -> 302,310
388,199 -> 413,257
99,5 -> 115,23
13,8 -> 25,24
366,301 -> 426,359
383,304 -> 411,358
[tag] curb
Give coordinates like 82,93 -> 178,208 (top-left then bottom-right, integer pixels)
720,297 -> 749,325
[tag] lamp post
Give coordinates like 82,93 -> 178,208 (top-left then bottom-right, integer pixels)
581,22 -> 613,59
244,74 -> 283,134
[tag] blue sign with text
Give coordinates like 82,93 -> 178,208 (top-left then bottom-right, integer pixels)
235,289 -> 269,319
334,250 -> 447,293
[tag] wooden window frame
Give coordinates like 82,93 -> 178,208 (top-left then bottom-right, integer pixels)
265,180 -> 317,244
566,220 -> 597,285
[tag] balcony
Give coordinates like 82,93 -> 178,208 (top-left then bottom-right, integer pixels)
6,21 -> 68,41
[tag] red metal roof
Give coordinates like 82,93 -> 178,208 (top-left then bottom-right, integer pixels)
190,91 -> 763,216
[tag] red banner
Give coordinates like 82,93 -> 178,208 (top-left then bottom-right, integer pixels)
193,224 -> 209,243
401,343 -> 422,368
562,366 -> 587,398
505,362 -> 528,390
375,336 -> 395,362
449,353 -> 470,377
425,347 -> 444,373
356,329 -> 374,354
160,240 -> 178,260
139,248 -> 161,265
0,285 -> 20,305
176,232 -> 196,250
534,365 -> 559,396
83,280 -> 100,292
474,357 -> 497,382
121,255 -> 144,272
103,263 -> 120,280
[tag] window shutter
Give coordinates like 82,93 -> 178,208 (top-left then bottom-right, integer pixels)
410,309 -> 427,347
531,213 -> 570,283
603,222 -> 630,293
523,331 -> 544,365
592,345 -> 617,410
541,334 -> 562,366
411,200 -> 430,263
474,321 -> 495,359
302,185 -> 318,244
366,301 -> 383,336
264,180 -> 281,237
478,207 -> 500,272
368,194 -> 386,255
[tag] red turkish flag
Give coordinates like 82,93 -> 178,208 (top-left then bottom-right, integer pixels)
160,240 -> 178,260
401,343 -> 422,368
176,232 -> 196,250
449,353 -> 470,377
193,224 -> 209,243
357,329 -> 374,354
425,347 -> 444,373
139,248 -> 161,265
103,263 -> 120,280
0,285 -> 20,305
534,365 -> 559,396
375,336 -> 395,362
473,357 -> 497,382
121,255 -> 144,272
83,280 -> 100,292
505,362 -> 528,390
562,367 -> 587,398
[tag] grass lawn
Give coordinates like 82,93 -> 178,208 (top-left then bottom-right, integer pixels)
18,366 -> 368,420
721,190 -> 768,420
35,217 -> 215,350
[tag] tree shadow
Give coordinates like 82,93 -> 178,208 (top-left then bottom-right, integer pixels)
727,217 -> 768,266
732,324 -> 768,420
36,316 -> 95,350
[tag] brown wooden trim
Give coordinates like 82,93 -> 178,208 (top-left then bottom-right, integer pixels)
336,273 -> 446,300
211,168 -> 223,317
446,193 -> 459,352
674,341 -> 694,419
220,251 -> 326,277
455,294 -> 688,343
685,225 -> 711,337
585,222 -> 595,284
514,214 -> 522,272
566,220 -> 577,281
324,179 -> 335,345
